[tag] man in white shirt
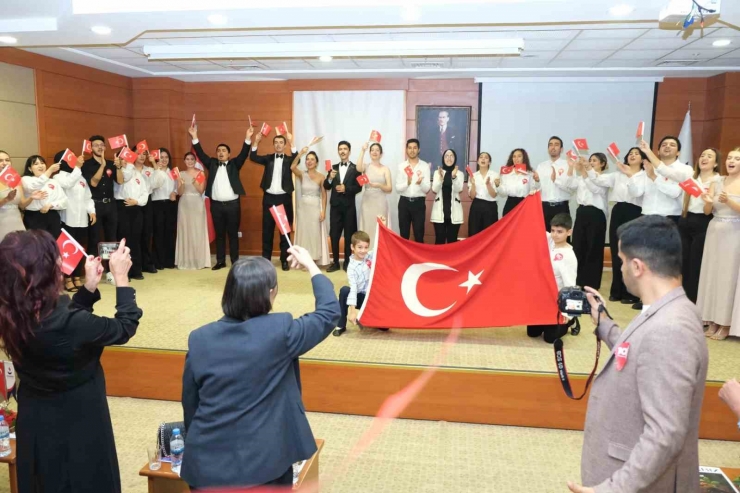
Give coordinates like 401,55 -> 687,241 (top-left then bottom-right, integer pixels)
395,139 -> 431,243
536,136 -> 573,230
189,124 -> 253,270
251,129 -> 299,271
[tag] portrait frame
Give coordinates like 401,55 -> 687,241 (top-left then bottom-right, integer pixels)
415,105 -> 471,175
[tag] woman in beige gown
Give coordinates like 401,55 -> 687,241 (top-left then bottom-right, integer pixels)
697,148 -> 740,340
356,141 -> 392,248
175,152 -> 211,270
292,149 -> 330,265
0,150 -> 44,241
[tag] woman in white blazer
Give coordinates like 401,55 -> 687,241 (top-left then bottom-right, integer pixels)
431,149 -> 464,244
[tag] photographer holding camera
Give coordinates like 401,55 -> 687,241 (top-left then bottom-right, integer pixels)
567,215 -> 708,493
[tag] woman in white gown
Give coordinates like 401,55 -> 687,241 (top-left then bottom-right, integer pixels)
356,141 -> 392,247
292,149 -> 330,265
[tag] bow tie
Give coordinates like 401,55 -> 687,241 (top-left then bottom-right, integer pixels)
340,162 -> 348,167
275,154 -> 284,159
219,162 -> 227,167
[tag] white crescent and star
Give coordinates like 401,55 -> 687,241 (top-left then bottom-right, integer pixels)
401,263 -> 484,318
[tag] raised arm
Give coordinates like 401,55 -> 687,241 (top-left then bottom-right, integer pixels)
356,142 -> 368,173
55,165 -> 82,189
655,162 -> 693,183
232,125 -> 255,170
189,125 -> 213,166
285,274 -> 341,359
291,146 -> 309,178
249,131 -> 270,166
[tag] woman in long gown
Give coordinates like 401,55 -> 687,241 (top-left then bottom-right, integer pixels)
0,150 -> 43,241
175,152 -> 211,270
356,141 -> 392,247
292,149 -> 330,265
697,147 -> 740,340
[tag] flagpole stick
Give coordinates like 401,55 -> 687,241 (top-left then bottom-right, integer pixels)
284,233 -> 293,249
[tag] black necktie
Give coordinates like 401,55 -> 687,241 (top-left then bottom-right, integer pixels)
276,154 -> 284,159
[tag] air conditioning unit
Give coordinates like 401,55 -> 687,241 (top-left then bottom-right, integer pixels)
659,0 -> 721,26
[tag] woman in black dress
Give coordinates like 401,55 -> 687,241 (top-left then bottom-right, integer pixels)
0,232 -> 141,493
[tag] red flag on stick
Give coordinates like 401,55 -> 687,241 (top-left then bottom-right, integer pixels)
119,147 -> 138,164
358,193 -> 559,328
325,159 -> 333,172
369,130 -> 382,143
573,138 -> 589,153
168,167 -> 181,181
108,134 -> 128,149
60,148 -> 76,166
82,139 -> 92,155
195,171 -> 205,184
0,166 -> 21,187
57,228 -> 87,275
136,140 -> 149,153
150,149 -> 161,161
356,174 -> 370,186
270,204 -> 293,247
607,142 -> 620,160
260,123 -> 272,137
566,150 -> 579,162
679,178 -> 703,198
636,121 -> 645,141
275,122 -> 288,136
465,165 -> 474,177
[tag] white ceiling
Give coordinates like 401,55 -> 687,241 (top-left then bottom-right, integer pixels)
4,0 -> 740,80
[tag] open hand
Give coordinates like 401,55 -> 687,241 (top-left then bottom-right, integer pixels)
88,212 -> 97,225
287,245 -> 318,272
533,171 -> 540,183
451,167 -> 458,179
701,192 -> 714,205
30,190 -> 47,201
124,198 -> 138,206
5,189 -> 17,202
40,204 -> 51,213
494,177 -> 501,187
550,167 -> 556,182
719,379 -> 740,419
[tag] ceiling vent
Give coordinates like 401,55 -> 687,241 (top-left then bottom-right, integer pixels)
409,61 -> 446,69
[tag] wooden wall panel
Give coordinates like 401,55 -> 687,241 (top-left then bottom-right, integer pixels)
40,73 -> 133,118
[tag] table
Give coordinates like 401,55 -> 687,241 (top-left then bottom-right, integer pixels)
0,439 -> 17,493
139,439 -> 324,493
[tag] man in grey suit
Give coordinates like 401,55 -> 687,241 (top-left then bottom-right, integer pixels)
568,215 -> 708,493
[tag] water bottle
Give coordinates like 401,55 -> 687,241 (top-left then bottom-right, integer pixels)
0,417 -> 10,457
169,428 -> 184,469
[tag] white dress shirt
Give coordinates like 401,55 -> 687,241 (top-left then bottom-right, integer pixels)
56,167 -> 94,227
265,148 -> 297,195
151,169 -> 175,201
499,169 -> 540,198
114,165 -> 149,206
586,170 -> 642,207
395,160 -> 431,197
21,174 -> 68,212
655,163 -> 718,215
338,161 -> 351,185
561,173 -> 609,216
472,171 -> 500,201
193,138 -> 250,202
628,160 -> 691,216
536,158 -> 572,203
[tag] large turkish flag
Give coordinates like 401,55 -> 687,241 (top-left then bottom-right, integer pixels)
358,193 -> 560,329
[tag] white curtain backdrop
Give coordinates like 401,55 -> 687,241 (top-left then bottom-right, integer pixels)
292,90 -> 406,234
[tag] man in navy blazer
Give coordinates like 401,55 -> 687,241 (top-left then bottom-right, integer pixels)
181,249 -> 340,489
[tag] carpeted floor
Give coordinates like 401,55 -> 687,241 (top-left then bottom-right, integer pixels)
1,396 -> 736,493
92,261 -> 739,381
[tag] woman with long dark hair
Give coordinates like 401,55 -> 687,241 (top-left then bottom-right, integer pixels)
150,148 -> 178,269
21,155 -> 67,238
181,247 -> 339,489
467,151 -> 499,236
499,148 -> 540,216
0,232 -> 141,492
175,152 -> 210,269
0,150 -> 44,241
431,149 -> 464,244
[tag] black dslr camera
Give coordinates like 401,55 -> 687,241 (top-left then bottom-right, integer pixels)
558,286 -> 592,316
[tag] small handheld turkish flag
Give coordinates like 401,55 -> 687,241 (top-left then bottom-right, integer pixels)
500,165 -> 514,175
168,167 -> 181,180
0,166 -> 21,187
275,122 -> 288,136
514,164 -> 527,175
607,142 -> 620,160
60,148 -> 76,166
119,147 -> 138,164
150,149 -> 161,161
136,140 -> 149,153
369,130 -> 382,143
466,165 -> 473,177
82,139 -> 92,155
325,159 -> 333,172
573,138 -> 589,153
270,204 -> 293,247
57,228 -> 87,275
566,149 -> 579,162
260,123 -> 272,137
679,178 -> 703,198
404,165 -> 414,178
108,134 -> 128,149
636,121 -> 645,141
195,171 -> 205,184
357,174 -> 370,186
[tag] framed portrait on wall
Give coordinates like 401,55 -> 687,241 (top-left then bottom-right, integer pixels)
415,105 -> 471,172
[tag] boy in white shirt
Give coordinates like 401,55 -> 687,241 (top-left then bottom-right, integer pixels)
527,213 -> 579,343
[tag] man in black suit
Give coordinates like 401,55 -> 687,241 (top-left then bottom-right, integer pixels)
251,128 -> 298,271
82,135 -> 123,251
323,141 -> 361,272
189,124 -> 253,270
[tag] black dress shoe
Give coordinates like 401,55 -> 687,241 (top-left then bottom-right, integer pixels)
621,297 -> 639,304
332,328 -> 346,337
631,301 -> 643,310
211,262 -> 226,271
326,264 -> 341,273
144,267 -> 158,274
282,261 -> 289,272
130,274 -> 144,281
608,296 -> 619,302
342,263 -> 348,272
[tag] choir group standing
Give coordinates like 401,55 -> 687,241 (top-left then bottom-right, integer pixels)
1,126 -> 739,338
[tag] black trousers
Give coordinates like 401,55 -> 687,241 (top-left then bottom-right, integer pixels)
572,205 -> 606,290
329,203 -> 357,267
502,196 -> 524,217
338,287 -> 366,329
433,221 -> 460,244
23,209 -> 61,239
527,318 -> 575,344
116,201 -> 144,277
88,199 -> 117,253
542,201 -> 570,231
211,198 -> 241,264
467,198 -> 498,237
61,224 -> 88,277
609,202 -> 642,300
679,212 -> 713,303
398,196 -> 425,243
152,200 -> 177,268
262,192 -> 293,263
141,198 -> 155,271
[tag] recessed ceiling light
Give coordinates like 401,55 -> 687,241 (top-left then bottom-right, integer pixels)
319,55 -> 333,62
0,36 -> 17,44
609,4 -> 634,16
713,39 -> 732,47
208,14 -> 228,25
401,5 -> 421,22
90,26 -> 111,35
